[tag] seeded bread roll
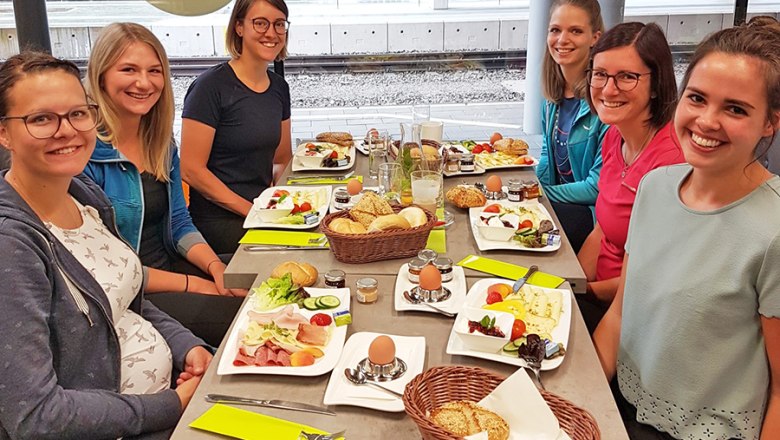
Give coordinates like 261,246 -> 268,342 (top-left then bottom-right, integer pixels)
429,400 -> 509,440
316,131 -> 354,147
493,138 -> 529,156
349,191 -> 394,228
446,185 -> 487,208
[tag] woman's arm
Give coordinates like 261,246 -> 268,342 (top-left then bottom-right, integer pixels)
179,118 -> 253,217
578,222 -> 602,281
144,266 -> 218,295
593,253 -> 629,381
761,315 -> 780,439
184,243 -> 247,297
272,118 -> 292,184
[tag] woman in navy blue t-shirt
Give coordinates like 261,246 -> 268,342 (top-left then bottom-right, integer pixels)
181,0 -> 292,254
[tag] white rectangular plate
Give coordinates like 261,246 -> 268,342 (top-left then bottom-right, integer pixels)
323,332 -> 425,412
217,287 -> 350,376
469,200 -> 561,252
443,141 -> 537,170
445,278 -> 571,370
393,264 -> 467,314
243,185 -> 332,229
292,142 -> 356,172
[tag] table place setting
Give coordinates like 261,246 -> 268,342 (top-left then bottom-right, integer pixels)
243,186 -> 333,229
189,404 -> 342,440
456,255 -> 566,288
238,231 -> 330,251
394,263 -> 466,315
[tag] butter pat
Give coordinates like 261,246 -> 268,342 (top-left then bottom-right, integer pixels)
332,310 -> 352,326
303,212 -> 319,225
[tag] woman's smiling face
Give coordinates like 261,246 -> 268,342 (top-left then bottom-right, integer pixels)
236,0 -> 287,62
101,41 -> 164,119
589,45 -> 653,129
547,4 -> 600,69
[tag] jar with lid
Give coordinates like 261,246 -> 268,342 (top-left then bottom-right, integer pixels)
523,180 -> 541,199
433,257 -> 454,282
417,249 -> 438,264
407,258 -> 427,283
445,155 -> 460,173
324,269 -> 346,288
460,152 -> 475,172
507,179 -> 524,202
333,188 -> 351,209
355,277 -> 379,304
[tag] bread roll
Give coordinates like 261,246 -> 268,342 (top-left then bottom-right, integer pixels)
270,261 -> 319,287
398,206 -> 428,228
446,185 -> 487,208
367,214 -> 411,232
493,138 -> 529,156
315,131 -> 353,147
429,400 -> 509,440
410,144 -> 440,160
329,218 -> 367,234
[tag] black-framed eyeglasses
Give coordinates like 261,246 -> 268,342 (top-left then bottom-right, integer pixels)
251,17 -> 290,34
586,69 -> 651,91
0,104 -> 99,139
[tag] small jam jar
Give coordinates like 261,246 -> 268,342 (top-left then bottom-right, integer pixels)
324,269 -> 346,288
446,155 -> 460,173
333,188 -> 351,209
433,257 -> 454,282
460,152 -> 475,172
356,277 -> 379,304
417,249 -> 438,264
523,180 -> 541,199
508,178 -> 524,202
407,258 -> 427,283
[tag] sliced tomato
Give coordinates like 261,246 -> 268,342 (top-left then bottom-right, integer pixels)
310,313 -> 332,326
511,319 -> 526,340
291,204 -> 301,215
486,291 -> 503,305
472,145 -> 484,154
483,204 -> 501,213
329,151 -> 339,159
305,143 -> 317,150
520,219 -> 534,229
272,189 -> 290,198
299,202 -> 312,212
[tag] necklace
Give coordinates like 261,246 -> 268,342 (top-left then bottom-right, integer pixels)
621,128 -> 658,178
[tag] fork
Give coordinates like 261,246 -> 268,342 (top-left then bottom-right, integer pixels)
288,171 -> 355,182
299,429 -> 347,440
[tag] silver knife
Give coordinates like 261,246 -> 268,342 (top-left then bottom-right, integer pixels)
512,265 -> 539,295
244,245 -> 329,252
205,394 -> 336,416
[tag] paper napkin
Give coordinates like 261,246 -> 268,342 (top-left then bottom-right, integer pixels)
190,404 -> 328,440
426,230 -> 447,253
456,255 -> 564,289
465,369 -> 571,440
239,230 -> 329,247
287,176 -> 363,185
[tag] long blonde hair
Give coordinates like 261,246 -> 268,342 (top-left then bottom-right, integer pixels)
85,22 -> 173,181
541,0 -> 604,103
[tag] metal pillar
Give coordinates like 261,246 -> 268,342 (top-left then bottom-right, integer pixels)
734,0 -> 749,26
599,0 -> 625,30
12,0 -> 51,53
522,0 -> 553,135
433,0 -> 448,10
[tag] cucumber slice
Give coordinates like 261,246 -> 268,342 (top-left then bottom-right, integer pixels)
519,227 -> 537,236
302,297 -> 319,311
513,336 -> 527,347
315,295 -> 341,310
516,227 -> 533,235
502,341 -> 519,353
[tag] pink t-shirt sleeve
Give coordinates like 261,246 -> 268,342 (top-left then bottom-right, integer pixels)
595,123 -> 684,280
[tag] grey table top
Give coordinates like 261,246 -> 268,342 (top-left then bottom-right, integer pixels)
224,155 -> 587,293
171,273 -> 627,439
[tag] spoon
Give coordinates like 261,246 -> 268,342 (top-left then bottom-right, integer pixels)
344,368 -> 404,398
402,290 -> 456,317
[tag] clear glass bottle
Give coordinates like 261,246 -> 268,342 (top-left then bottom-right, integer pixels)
397,122 -> 427,205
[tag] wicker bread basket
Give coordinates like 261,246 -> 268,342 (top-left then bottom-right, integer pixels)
320,204 -> 437,263
403,366 -> 601,440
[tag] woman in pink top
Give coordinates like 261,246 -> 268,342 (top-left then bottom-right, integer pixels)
577,22 -> 684,330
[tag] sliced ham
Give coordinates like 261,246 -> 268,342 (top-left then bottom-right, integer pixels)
296,323 -> 330,346
234,341 -> 292,367
247,305 -> 309,330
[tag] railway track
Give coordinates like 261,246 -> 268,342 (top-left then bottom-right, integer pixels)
71,47 -> 694,77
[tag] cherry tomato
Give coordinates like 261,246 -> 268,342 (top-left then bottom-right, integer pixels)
486,291 -> 503,305
511,319 -> 526,340
299,202 -> 312,212
291,204 -> 301,214
305,143 -> 317,150
434,220 -> 446,227
472,145 -> 484,154
520,219 -> 534,229
310,313 -> 332,326
330,151 -> 339,159
483,204 -> 501,213
272,189 -> 290,198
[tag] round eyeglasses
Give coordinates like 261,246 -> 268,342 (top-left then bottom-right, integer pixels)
586,70 -> 651,92
0,104 -> 99,139
251,17 -> 290,35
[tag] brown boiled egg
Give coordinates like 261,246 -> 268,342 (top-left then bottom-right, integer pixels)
419,264 -> 442,291
485,175 -> 502,193
346,179 -> 363,196
368,335 -> 396,365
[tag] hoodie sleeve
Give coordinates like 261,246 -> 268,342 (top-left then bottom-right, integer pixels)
535,100 -> 553,186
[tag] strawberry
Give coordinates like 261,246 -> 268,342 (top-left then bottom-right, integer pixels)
486,291 -> 503,305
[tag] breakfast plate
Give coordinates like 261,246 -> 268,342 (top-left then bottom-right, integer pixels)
292,142 -> 356,172
244,186 -> 332,229
442,141 -> 537,171
217,287 -> 350,376
329,186 -> 380,212
468,200 -> 561,253
323,332 -> 425,412
393,264 -> 466,314
445,278 -> 571,370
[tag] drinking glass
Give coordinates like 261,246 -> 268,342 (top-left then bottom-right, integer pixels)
378,162 -> 402,202
367,131 -> 388,180
411,103 -> 430,124
411,170 -> 443,215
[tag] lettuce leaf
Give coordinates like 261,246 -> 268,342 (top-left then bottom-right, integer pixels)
253,273 -> 308,311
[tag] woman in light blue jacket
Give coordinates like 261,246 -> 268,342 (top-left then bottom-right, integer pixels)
536,0 -> 608,252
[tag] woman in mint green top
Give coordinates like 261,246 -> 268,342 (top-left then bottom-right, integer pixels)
536,0 -> 607,252
594,19 -> 780,439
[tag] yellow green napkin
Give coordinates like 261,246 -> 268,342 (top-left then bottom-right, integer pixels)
239,230 -> 329,247
286,176 -> 363,185
190,404 -> 327,439
456,255 -> 564,288
426,230 -> 446,253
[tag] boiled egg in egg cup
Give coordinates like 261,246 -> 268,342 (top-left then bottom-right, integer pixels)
484,175 -> 507,200
358,335 -> 408,381
411,264 -> 452,303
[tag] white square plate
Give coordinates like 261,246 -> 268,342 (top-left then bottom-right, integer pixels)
393,264 -> 467,314
217,287 -> 350,376
445,278 -> 571,371
292,142 -> 356,172
323,332 -> 425,412
244,186 -> 332,229
468,200 -> 561,252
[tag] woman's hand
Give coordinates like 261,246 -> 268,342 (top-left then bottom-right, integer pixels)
187,275 -> 220,295
177,346 -> 213,386
175,374 -> 202,410
210,262 -> 249,297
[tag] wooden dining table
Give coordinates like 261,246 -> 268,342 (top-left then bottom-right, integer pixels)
171,148 -> 627,439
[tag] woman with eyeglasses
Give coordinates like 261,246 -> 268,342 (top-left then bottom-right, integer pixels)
595,18 -> 780,439
83,23 -> 246,347
537,0 -> 607,254
577,22 -> 684,331
181,0 -> 292,254
0,51 -> 208,439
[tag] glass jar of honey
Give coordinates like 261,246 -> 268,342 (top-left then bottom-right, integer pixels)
523,180 -> 541,200
356,277 -> 379,304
